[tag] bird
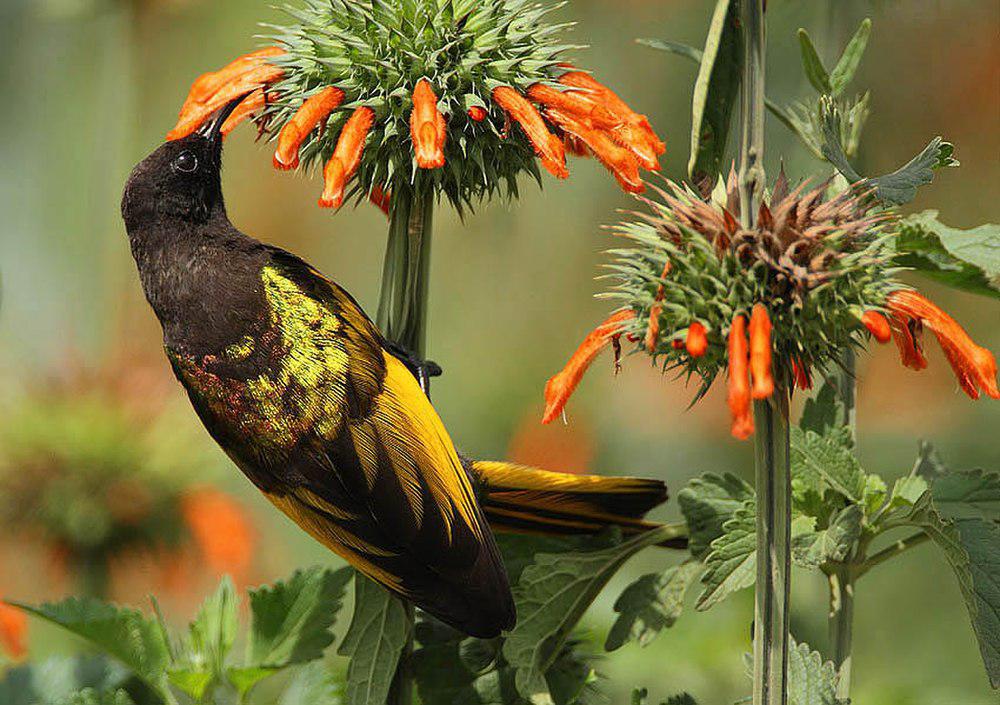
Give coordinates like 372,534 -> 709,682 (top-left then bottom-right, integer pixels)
121,97 -> 673,638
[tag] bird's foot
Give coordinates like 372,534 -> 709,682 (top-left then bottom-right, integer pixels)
386,341 -> 442,392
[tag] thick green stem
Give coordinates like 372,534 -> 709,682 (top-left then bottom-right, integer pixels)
737,0 -> 767,228
375,184 -> 434,705
752,392 -> 791,705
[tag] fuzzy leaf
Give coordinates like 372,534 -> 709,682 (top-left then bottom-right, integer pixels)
799,383 -> 848,442
888,475 -> 929,511
791,505 -> 863,568
787,637 -> 842,705
688,0 -> 742,186
797,29 -> 832,94
820,102 -> 958,205
54,690 -> 136,705
504,525 -> 682,704
338,575 -> 412,705
931,468 -> 1000,523
696,500 -> 756,610
829,19 -> 871,96
170,576 -> 238,698
904,494 -> 1000,686
790,428 -> 866,503
605,561 -> 703,651
278,663 -> 342,705
0,656 -> 131,705
895,211 -> 1000,300
678,473 -> 754,559
10,599 -> 171,697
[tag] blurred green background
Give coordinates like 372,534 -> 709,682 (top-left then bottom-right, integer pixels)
0,0 -> 997,703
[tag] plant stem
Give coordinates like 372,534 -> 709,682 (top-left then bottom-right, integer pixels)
736,1 -> 788,703
752,392 -> 792,705
855,532 -> 930,578
375,182 -> 435,705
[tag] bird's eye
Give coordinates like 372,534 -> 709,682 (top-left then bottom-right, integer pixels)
173,151 -> 198,174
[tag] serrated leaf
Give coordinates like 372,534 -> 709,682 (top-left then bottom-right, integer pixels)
862,474 -> 888,517
278,662 -> 342,705
931,468 -> 1000,523
696,500 -> 756,611
799,382 -> 846,440
688,0 -> 742,186
791,505 -> 863,568
797,29 -> 831,94
791,428 -> 866,503
54,690 -> 136,705
605,561 -> 703,651
678,473 -> 754,559
904,494 -> 1000,686
173,576 -> 237,698
787,637 -> 842,705
504,524 -> 682,704
632,687 -> 698,705
888,475 -> 929,511
895,211 -> 1000,300
10,599 -> 171,697
829,19 -> 871,96
338,574 -> 412,705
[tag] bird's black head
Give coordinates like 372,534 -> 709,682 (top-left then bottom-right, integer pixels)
121,98 -> 242,232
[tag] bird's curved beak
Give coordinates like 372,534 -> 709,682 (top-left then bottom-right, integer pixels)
197,95 -> 247,148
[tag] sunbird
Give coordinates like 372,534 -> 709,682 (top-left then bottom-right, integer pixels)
120,98 -> 672,638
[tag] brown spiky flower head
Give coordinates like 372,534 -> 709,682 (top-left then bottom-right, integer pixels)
543,172 -> 999,439
166,0 -> 665,213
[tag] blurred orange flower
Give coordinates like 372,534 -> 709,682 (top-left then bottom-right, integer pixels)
181,487 -> 255,583
0,601 -> 27,660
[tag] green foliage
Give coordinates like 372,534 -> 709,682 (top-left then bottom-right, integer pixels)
605,561 -> 703,651
695,500 -> 756,611
11,567 -> 352,704
503,525 -> 684,704
894,211 -> 1000,300
786,637 -> 844,705
631,688 -> 698,705
678,473 -> 754,559
0,656 -> 135,705
797,20 -> 871,99
337,575 -> 412,705
277,663 -> 343,705
263,0 -> 576,210
796,29 -> 832,95
686,0 -> 742,187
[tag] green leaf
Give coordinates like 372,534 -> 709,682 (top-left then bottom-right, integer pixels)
787,637 -> 843,705
888,475 -> 929,511
895,211 -> 1000,300
797,29 -> 832,94
278,663 -> 342,705
791,505 -> 863,568
696,500 -> 755,610
829,19 -> 871,96
931,468 -> 1000,523
171,576 -> 238,699
904,494 -> 1000,687
0,656 -> 131,705
688,0 -> 742,186
54,690 -> 136,705
637,38 -> 703,64
338,574 -> 412,705
678,473 -> 754,559
504,524 -> 682,704
799,382 -> 847,441
605,561 -> 703,651
913,441 -> 948,482
10,598 -> 171,697
820,100 -> 958,205
790,428 -> 866,503
632,688 -> 698,705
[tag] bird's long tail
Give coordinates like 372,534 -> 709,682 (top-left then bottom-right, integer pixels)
464,460 -> 687,549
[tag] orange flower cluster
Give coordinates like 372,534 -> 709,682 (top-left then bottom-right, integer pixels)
167,49 -> 665,209
0,601 -> 26,660
180,487 -> 255,582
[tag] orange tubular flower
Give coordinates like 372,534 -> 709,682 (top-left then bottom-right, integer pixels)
727,315 -> 754,440
887,290 -> 1000,400
526,83 -> 619,131
221,89 -> 267,136
749,304 -> 774,399
492,86 -> 569,179
686,322 -> 708,358
791,358 -> 812,391
543,310 -> 636,424
861,310 -> 892,344
274,87 -> 346,170
320,107 -> 375,209
0,601 -> 27,660
370,184 -> 392,216
168,48 -> 286,141
467,106 -> 487,122
889,313 -> 928,371
645,261 -> 672,353
545,108 -> 642,193
410,79 -> 447,169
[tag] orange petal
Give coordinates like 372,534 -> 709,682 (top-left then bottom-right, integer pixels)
727,314 -> 754,440
791,358 -> 812,391
545,108 -> 642,193
889,313 -> 928,371
274,86 -> 345,170
861,311 -> 892,344
410,79 -> 447,169
645,304 -> 662,354
888,290 -> 999,399
467,106 -> 487,122
370,184 -> 391,216
686,322 -> 708,358
182,488 -> 254,581
319,106 -> 374,209
749,304 -> 774,399
0,602 -> 27,660
180,47 -> 285,115
543,310 -> 636,424
564,134 -> 590,157
168,63 -> 285,140
526,83 -> 619,130
221,89 -> 266,136
492,86 -> 568,179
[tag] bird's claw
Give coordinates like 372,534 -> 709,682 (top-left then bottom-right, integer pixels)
386,341 -> 442,393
